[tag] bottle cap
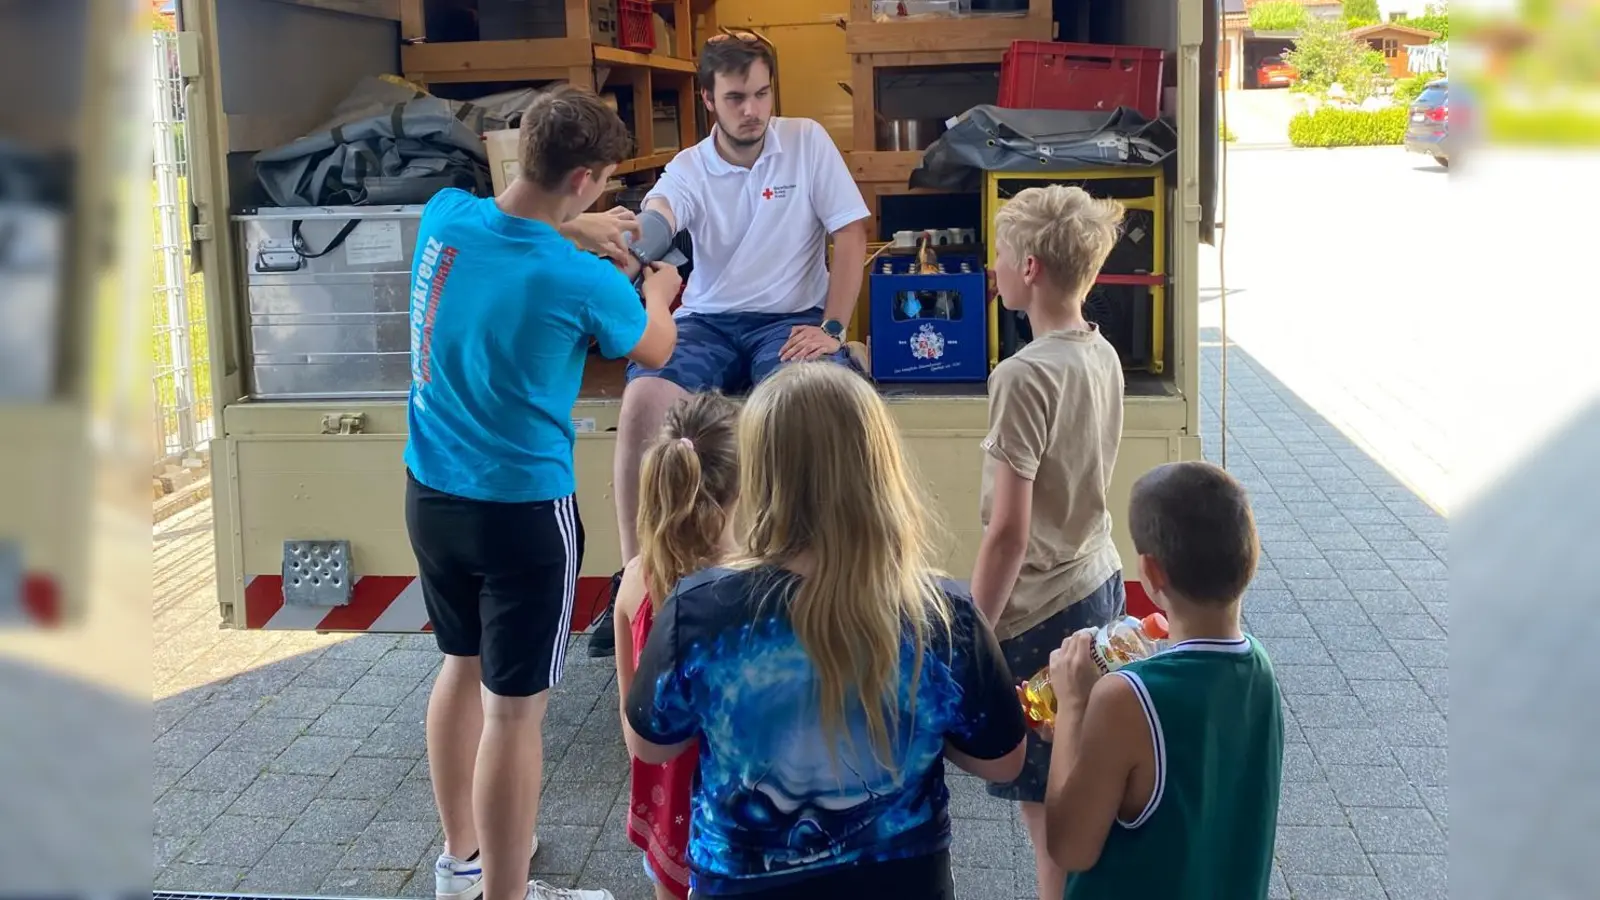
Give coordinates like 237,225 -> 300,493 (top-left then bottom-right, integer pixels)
1140,612 -> 1170,640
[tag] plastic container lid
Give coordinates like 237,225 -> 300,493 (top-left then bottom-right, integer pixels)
1140,612 -> 1170,640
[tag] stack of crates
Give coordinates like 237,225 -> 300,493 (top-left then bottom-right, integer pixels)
868,254 -> 988,383
982,167 -> 1167,374
998,41 -> 1166,119
618,0 -> 656,52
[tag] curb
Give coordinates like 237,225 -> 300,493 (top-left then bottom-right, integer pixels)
154,476 -> 212,525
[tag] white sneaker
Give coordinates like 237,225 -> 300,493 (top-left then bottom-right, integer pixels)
435,854 -> 484,900
435,834 -> 543,900
527,881 -> 615,900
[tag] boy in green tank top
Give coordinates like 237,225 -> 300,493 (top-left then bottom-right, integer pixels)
1038,461 -> 1283,899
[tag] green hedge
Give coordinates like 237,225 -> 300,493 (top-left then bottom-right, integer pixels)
1486,107 -> 1600,147
1248,0 -> 1308,31
1288,106 -> 1409,147
1393,73 -> 1438,106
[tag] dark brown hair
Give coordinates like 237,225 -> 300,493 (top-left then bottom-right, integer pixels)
518,85 -> 632,191
1128,461 -> 1260,605
697,33 -> 775,93
636,393 -> 741,609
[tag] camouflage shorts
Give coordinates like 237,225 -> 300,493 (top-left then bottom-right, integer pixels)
625,309 -> 859,394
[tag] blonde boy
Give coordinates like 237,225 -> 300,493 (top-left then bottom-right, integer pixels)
970,184 -> 1127,900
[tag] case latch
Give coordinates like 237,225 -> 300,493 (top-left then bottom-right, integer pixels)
255,239 -> 303,273
321,412 -> 367,435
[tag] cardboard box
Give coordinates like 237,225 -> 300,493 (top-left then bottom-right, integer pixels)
591,0 -> 619,47
483,129 -> 522,195
652,103 -> 681,153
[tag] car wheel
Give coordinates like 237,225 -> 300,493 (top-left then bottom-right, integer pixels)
1435,155 -> 1450,168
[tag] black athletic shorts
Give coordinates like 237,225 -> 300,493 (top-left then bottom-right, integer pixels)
404,470 -> 585,698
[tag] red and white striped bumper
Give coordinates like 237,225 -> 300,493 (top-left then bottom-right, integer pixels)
240,575 -> 1156,633
242,574 -> 614,633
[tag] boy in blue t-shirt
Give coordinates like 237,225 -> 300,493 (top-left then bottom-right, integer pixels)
406,85 -> 679,900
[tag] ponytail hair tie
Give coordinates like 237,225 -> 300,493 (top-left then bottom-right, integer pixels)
678,436 -> 695,451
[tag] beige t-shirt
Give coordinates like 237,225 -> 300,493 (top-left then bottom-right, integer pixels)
980,326 -> 1125,641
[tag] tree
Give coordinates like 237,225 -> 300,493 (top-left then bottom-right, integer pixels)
1285,19 -> 1390,101
150,0 -> 176,31
1249,0 -> 1309,31
1342,0 -> 1382,28
1409,7 -> 1451,41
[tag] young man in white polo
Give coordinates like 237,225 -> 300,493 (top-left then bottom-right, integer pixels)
589,33 -> 871,657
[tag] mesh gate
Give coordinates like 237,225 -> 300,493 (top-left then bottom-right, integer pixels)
151,27 -> 214,466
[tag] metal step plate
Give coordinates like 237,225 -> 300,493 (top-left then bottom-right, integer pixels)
281,539 -> 354,607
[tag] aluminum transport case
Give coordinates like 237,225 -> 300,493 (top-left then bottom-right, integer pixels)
235,205 -> 424,400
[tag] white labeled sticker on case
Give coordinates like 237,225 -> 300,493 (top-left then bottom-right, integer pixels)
572,417 -> 597,434
345,220 -> 406,266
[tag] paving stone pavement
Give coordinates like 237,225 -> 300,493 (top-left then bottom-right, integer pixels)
152,339 -> 1447,900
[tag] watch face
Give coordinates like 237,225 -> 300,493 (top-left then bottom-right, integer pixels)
823,320 -> 843,338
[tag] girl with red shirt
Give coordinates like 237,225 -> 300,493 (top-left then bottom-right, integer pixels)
612,392 -> 740,900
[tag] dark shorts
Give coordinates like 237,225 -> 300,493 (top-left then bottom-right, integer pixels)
404,471 -> 584,698
625,308 -> 858,394
986,571 -> 1126,804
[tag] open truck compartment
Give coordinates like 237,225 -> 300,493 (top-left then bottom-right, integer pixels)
187,0 -> 1212,629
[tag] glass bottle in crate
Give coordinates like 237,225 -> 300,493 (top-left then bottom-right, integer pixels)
915,233 -> 942,274
1017,612 -> 1170,726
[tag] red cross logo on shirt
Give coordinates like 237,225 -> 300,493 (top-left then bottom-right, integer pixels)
762,188 -> 774,200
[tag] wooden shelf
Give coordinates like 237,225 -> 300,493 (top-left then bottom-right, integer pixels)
267,0 -> 400,19
844,0 -> 1052,54
594,45 -> 697,74
849,150 -> 923,185
855,48 -> 1009,69
846,17 -> 1049,55
395,0 -> 704,174
616,152 -> 678,175
861,181 -> 970,245
844,0 -> 1050,164
401,37 -> 592,81
404,40 -> 697,82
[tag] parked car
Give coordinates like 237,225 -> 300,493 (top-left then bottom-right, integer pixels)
1405,78 -> 1450,167
1256,56 -> 1298,89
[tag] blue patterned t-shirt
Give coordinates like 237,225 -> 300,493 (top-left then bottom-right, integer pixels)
624,566 -> 1025,896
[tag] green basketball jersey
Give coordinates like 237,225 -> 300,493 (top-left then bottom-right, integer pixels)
1064,634 -> 1284,900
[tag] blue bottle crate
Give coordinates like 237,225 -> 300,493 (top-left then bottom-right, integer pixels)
868,255 -> 989,383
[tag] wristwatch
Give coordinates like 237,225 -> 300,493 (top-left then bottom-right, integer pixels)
820,318 -> 845,343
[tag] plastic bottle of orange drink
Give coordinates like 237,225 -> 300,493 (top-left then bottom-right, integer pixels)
1017,612 -> 1171,726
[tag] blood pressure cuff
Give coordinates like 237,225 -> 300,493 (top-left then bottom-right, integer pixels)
626,208 -> 688,288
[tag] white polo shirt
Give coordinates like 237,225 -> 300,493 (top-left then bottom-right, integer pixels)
643,117 -> 870,316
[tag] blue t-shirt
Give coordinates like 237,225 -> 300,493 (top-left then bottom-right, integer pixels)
403,189 -> 647,502
625,566 -> 1026,896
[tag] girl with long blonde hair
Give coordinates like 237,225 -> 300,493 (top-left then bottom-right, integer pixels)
612,392 -> 741,900
622,363 -> 1026,900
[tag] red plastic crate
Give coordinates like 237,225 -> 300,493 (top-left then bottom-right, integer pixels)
998,41 -> 1166,120
619,0 -> 656,52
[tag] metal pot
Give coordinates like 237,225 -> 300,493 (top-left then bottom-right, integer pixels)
876,117 -> 947,151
